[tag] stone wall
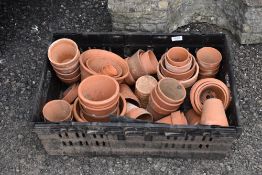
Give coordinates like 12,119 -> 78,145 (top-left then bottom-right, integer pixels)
108,0 -> 262,44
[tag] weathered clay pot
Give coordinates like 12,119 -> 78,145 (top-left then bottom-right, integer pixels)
73,98 -> 87,122
156,77 -> 186,104
200,98 -> 229,126
156,111 -> 188,125
80,109 -> 110,122
62,83 -> 79,104
78,75 -> 120,108
48,38 -> 80,69
126,49 -> 147,80
125,103 -> 153,121
196,47 -> 222,68
135,75 -> 158,108
124,58 -> 136,85
185,109 -> 201,125
139,50 -> 158,74
120,84 -> 140,107
42,100 -> 72,122
57,73 -> 81,84
190,78 -> 230,114
79,49 -> 129,83
119,94 -> 127,116
165,54 -> 192,73
166,47 -> 190,67
55,67 -> 80,80
52,61 -> 79,74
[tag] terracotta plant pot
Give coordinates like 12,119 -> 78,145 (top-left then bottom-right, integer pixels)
124,58 -> 136,85
48,38 -> 80,69
156,111 -> 188,125
157,55 -> 200,88
135,75 -> 158,108
139,50 -> 158,74
125,103 -> 153,121
120,84 -> 140,107
52,61 -> 79,74
165,54 -> 192,73
62,83 -> 79,104
42,100 -> 72,122
54,67 -> 80,80
166,47 -> 190,67
200,98 -> 229,126
190,78 -> 230,114
126,50 -> 147,80
100,64 -> 122,78
80,109 -> 110,122
79,49 -> 129,83
57,73 -> 80,84
185,109 -> 201,125
73,98 -> 87,122
78,75 -> 120,108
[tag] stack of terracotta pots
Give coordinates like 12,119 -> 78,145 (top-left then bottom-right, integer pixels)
157,47 -> 199,88
79,49 -> 129,83
48,38 -> 81,84
147,78 -> 186,121
125,49 -> 158,85
196,47 -> 222,79
77,75 -> 121,122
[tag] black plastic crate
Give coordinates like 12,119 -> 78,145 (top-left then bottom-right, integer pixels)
33,32 -> 241,158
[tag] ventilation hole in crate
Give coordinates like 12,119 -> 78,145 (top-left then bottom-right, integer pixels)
79,141 -> 83,146
182,144 -> 185,148
185,135 -> 188,141
166,136 -> 170,140
202,135 -> 206,141
199,144 -> 203,149
69,141 -> 73,146
206,144 -> 209,148
171,144 -> 175,148
86,141 -> 89,146
100,134 -> 103,138
209,138 -> 213,142
58,133 -> 62,138
96,141 -> 100,146
65,132 -> 69,138
82,133 -> 86,138
93,134 -> 97,138
102,141 -> 106,146
62,141 -> 66,146
76,133 -> 80,138
188,144 -> 192,149
165,143 -> 168,148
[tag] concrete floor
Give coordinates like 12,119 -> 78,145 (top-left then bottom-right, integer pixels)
0,0 -> 261,174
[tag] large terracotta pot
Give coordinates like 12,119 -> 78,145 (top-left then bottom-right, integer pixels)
200,98 -> 229,126
196,47 -> 222,68
42,100 -> 72,122
78,75 -> 120,108
79,49 -> 129,83
166,47 -> 190,67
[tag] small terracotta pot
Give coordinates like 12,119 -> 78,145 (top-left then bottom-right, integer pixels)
200,98 -> 229,126
126,50 -> 147,80
165,54 -> 192,73
48,38 -> 80,69
79,49 -> 129,83
62,83 -> 79,104
166,47 -> 190,67
125,103 -> 153,121
135,75 -> 158,108
57,73 -> 80,84
120,84 -> 140,107
139,50 -> 158,74
157,77 -> 186,104
156,111 -> 187,125
73,98 -> 87,122
42,100 -> 72,122
185,109 -> 200,125
190,78 -> 230,114
119,94 -> 127,116
78,75 -> 120,108
55,67 -> 80,80
196,47 -> 222,68
52,61 -> 79,74
124,58 -> 136,85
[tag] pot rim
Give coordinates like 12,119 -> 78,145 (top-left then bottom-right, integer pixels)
73,98 -> 88,122
196,47 -> 222,66
165,53 -> 192,73
166,47 -> 190,66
